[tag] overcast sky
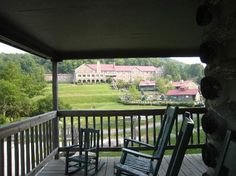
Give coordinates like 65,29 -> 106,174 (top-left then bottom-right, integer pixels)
0,42 -> 203,65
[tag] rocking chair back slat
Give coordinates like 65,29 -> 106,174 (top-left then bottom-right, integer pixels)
152,106 -> 178,175
166,113 -> 194,176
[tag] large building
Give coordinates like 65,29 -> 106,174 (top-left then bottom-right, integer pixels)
74,61 -> 163,83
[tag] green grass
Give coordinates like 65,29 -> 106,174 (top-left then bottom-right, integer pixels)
43,83 -> 164,110
42,83 -> 203,156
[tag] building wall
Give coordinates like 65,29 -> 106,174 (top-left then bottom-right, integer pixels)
44,74 -> 74,83
167,92 -> 201,102
74,64 -> 105,83
74,64 -> 163,83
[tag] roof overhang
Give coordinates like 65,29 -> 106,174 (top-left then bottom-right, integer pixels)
0,0 -> 203,60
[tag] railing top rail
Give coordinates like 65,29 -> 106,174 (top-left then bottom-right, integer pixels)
0,111 -> 57,139
57,107 -> 206,117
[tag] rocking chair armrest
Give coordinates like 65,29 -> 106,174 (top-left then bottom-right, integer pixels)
62,144 -> 80,151
124,138 -> 155,149
84,147 -> 98,152
122,148 -> 159,160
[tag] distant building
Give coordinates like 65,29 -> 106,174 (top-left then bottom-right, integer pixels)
167,80 -> 201,102
171,80 -> 198,89
74,61 -> 163,83
139,80 -> 156,91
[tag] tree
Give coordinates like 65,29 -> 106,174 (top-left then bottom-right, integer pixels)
186,64 -> 204,83
156,78 -> 173,94
0,80 -> 31,121
31,96 -> 72,116
128,85 -> 140,101
163,63 -> 181,81
0,58 -> 46,123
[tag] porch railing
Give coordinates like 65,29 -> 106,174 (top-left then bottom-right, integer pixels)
0,111 -> 58,176
58,107 -> 207,151
0,107 -> 206,175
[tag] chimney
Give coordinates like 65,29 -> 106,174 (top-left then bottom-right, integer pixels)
97,60 -> 101,73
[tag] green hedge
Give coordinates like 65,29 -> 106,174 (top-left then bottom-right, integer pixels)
119,100 -> 195,107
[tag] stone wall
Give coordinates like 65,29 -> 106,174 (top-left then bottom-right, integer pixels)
197,0 -> 236,175
44,74 -> 74,83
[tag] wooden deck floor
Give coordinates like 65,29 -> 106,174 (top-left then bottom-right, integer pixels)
37,154 -> 207,176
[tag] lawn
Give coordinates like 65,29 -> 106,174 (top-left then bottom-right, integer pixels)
43,83 -> 203,155
44,83 -> 164,110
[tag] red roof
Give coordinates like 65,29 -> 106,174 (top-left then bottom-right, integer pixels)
139,80 -> 156,86
172,80 -> 193,88
87,64 -> 159,72
166,89 -> 199,96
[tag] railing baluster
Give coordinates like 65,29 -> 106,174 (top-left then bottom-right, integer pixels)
49,120 -> 52,152
197,113 -> 200,144
145,115 -> 149,144
78,116 -> 80,142
85,116 -> 88,128
190,113 -> 194,144
0,139 -> 4,176
108,116 -> 111,147
26,129 -> 30,173
70,116 -> 74,145
7,136 -> 12,176
31,127 -> 35,169
39,124 -> 43,162
35,126 -> 39,165
46,122 -> 49,155
138,115 -> 141,143
115,116 -> 118,147
20,131 -> 25,175
123,115 -> 126,145
130,115 -> 134,146
63,117 -> 66,146
100,116 -> 103,147
43,123 -> 46,159
175,115 -> 178,144
14,133 -> 19,176
93,116 -> 96,129
153,115 -> 156,145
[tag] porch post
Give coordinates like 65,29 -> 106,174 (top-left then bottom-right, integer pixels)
52,60 -> 58,110
52,60 -> 59,159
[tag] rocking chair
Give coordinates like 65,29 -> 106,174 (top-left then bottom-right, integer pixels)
114,105 -> 178,176
64,128 -> 104,175
115,110 -> 194,176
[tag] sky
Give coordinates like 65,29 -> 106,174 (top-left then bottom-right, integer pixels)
0,42 -> 203,65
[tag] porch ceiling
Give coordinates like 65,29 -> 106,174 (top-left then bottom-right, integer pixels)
0,0 -> 202,60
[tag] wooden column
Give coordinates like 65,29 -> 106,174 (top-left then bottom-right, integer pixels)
52,60 -> 58,110
52,60 -> 59,159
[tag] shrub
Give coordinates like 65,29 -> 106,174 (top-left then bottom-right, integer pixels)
0,115 -> 10,125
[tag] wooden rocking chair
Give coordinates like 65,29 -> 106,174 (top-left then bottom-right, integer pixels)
64,128 -> 104,175
114,105 -> 179,176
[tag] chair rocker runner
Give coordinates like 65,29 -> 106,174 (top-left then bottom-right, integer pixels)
114,105 -> 179,176
115,110 -> 194,176
64,128 -> 104,175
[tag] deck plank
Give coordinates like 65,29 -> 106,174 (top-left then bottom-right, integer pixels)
37,154 -> 207,176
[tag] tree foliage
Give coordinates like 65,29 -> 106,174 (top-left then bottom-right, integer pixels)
163,63 -> 181,81
0,54 -> 46,122
0,80 -> 31,120
155,78 -> 174,94
31,95 -> 72,116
